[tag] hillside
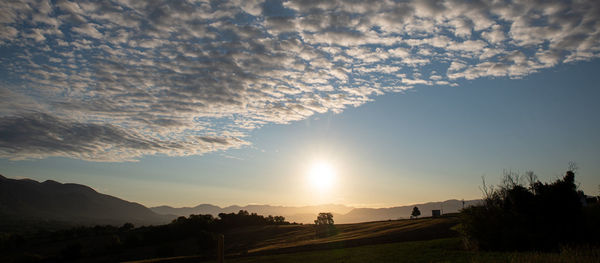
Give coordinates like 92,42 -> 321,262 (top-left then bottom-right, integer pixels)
338,199 -> 481,223
116,216 -> 461,263
151,200 -> 480,224
0,174 -> 477,229
226,216 -> 460,255
151,204 -> 353,224
0,175 -> 171,228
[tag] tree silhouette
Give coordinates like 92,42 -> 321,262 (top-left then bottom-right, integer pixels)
314,212 -> 334,225
314,212 -> 336,237
460,169 -> 598,251
411,206 -> 421,219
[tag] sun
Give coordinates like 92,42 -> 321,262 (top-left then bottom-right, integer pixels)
308,161 -> 336,191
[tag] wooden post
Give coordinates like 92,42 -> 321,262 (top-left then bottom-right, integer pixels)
217,234 -> 224,263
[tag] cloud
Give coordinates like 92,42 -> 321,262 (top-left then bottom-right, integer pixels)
0,0 -> 598,161
0,113 -> 247,162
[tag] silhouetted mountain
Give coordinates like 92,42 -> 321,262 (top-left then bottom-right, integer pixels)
0,175 -> 171,227
336,199 -> 481,223
0,174 -> 479,227
151,204 -> 222,217
151,200 -> 480,224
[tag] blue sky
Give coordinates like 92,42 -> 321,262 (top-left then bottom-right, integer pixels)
0,0 -> 599,207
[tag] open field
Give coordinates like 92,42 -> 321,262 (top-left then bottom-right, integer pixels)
129,216 -> 600,263
132,238 -> 600,263
224,216 -> 459,255
127,216 -> 460,262
6,214 -> 598,262
209,238 -> 600,263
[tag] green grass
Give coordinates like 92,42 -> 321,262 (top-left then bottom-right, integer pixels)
213,238 -> 600,263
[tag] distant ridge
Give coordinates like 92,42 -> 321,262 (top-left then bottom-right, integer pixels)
151,204 -> 223,217
337,199 -> 481,223
0,175 -> 171,226
0,174 -> 480,226
151,200 -> 481,224
151,203 -> 354,223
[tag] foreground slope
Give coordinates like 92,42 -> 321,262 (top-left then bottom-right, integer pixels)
126,216 -> 461,263
128,216 -> 599,263
210,238 -> 600,263
226,216 -> 459,255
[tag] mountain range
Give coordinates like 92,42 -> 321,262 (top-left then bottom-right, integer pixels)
151,199 -> 481,224
0,174 -> 170,227
0,174 -> 480,227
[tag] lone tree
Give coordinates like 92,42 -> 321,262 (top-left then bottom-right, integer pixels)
411,206 -> 421,219
314,212 -> 336,237
314,212 -> 334,225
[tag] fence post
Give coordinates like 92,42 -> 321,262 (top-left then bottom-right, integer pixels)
217,234 -> 224,263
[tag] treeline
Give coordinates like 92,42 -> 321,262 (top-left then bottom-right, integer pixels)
172,210 -> 292,230
0,210 -> 295,262
460,170 -> 600,251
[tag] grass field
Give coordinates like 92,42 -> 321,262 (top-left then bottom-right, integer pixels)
132,238 -> 600,263
128,216 -> 600,263
220,238 -> 600,263
225,216 -> 459,255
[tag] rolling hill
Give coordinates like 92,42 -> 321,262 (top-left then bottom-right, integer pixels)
119,216 -> 463,263
151,204 -> 353,224
0,173 -> 479,227
150,200 -> 480,224
0,174 -> 171,227
337,199 -> 481,223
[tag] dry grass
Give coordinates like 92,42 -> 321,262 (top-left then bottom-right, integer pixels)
129,238 -> 600,263
125,217 -> 600,263
252,217 -> 457,253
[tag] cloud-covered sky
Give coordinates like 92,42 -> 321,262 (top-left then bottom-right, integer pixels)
1,0 -> 599,162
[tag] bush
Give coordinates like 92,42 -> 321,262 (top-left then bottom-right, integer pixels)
461,170 -> 598,251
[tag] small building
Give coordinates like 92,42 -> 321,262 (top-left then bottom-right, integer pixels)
432,209 -> 441,217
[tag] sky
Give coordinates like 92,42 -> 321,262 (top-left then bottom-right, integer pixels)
0,0 -> 599,208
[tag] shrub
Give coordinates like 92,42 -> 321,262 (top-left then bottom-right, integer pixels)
460,170 -> 598,251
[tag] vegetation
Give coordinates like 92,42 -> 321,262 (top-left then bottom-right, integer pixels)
0,210 -> 295,262
210,238 -> 600,263
314,212 -> 336,238
4,167 -> 600,262
5,200 -> 600,263
313,212 -> 334,225
411,206 -> 421,219
460,169 -> 600,251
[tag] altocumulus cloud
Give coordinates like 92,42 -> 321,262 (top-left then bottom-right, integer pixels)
0,0 -> 598,161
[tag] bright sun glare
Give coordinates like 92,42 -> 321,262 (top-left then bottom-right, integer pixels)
308,162 -> 336,191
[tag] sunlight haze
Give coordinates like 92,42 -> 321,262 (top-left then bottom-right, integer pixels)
2,1 -> 600,261
0,0 -> 599,209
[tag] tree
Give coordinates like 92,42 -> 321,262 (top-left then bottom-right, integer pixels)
411,207 -> 421,219
314,212 -> 334,225
273,216 -> 286,224
314,212 -> 336,237
119,222 -> 134,231
460,169 -> 596,251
